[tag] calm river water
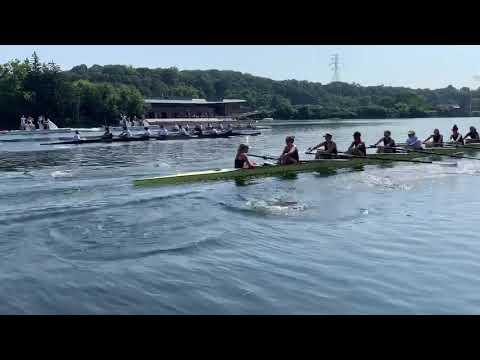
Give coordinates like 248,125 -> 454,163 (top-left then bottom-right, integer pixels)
1,117 -> 480,314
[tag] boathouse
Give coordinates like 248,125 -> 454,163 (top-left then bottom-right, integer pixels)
144,98 -> 247,121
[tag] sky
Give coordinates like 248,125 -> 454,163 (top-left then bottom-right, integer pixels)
1,45 -> 479,90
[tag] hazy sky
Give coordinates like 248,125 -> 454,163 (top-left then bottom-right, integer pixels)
1,45 -> 479,90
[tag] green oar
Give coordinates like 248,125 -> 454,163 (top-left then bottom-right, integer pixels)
394,147 -> 480,161
445,143 -> 480,150
305,151 -> 433,164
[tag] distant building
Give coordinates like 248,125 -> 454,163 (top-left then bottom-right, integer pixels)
144,98 -> 248,122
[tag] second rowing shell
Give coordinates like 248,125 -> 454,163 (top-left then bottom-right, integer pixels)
40,131 -> 261,145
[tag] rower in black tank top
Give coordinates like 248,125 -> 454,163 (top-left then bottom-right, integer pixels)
451,132 -> 463,143
433,134 -> 441,143
384,137 -> 395,147
234,157 -> 246,169
283,146 -> 299,161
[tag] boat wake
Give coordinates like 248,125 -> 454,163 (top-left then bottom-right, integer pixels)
51,170 -> 74,178
220,196 -> 306,217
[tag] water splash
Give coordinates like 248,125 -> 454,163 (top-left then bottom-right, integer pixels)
51,170 -> 73,178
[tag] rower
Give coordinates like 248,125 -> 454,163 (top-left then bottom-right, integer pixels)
211,128 -> 219,135
185,123 -> 190,132
119,126 -> 132,138
173,123 -> 180,131
206,123 -> 213,130
234,144 -> 256,169
179,125 -> 189,135
308,133 -> 338,159
464,126 -> 480,143
102,126 -> 113,139
73,130 -> 82,142
279,136 -> 299,165
405,130 -> 423,149
450,125 -> 464,144
143,127 -> 152,138
347,131 -> 367,156
374,130 -> 396,153
423,128 -> 444,147
158,124 -> 168,137
218,123 -> 224,130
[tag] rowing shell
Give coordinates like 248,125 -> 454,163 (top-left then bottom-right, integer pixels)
40,131 -> 260,145
133,147 -> 474,187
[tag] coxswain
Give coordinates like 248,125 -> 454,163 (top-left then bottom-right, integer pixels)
450,125 -> 464,144
158,124 -> 168,137
143,127 -> 152,138
374,130 -> 396,153
464,126 -> 480,143
308,133 -> 338,159
119,126 -> 131,138
279,136 -> 299,165
73,130 -> 82,142
423,128 -> 444,147
347,131 -> 367,156
405,130 -> 423,149
102,126 -> 113,139
234,144 -> 256,169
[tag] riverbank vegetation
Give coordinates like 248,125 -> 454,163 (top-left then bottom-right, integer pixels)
0,53 -> 475,129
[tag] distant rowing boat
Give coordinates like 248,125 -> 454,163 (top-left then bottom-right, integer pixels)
134,145 -> 479,187
40,130 -> 261,145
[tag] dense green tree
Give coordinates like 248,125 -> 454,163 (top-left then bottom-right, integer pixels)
0,56 -> 476,129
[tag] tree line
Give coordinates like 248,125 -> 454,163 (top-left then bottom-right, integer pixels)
0,53 -> 476,129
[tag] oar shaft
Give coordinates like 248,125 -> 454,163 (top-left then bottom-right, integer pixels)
398,147 -> 480,160
306,151 -> 432,163
249,154 -> 279,161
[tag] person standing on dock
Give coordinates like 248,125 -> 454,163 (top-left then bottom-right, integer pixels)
279,136 -> 299,165
347,131 -> 367,156
308,133 -> 338,159
450,125 -> 463,144
373,130 -> 396,153
20,115 -> 26,130
405,130 -> 423,149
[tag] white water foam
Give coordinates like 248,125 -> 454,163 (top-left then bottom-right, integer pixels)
51,170 -> 73,178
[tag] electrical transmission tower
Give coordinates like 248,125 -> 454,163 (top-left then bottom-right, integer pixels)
330,54 -> 340,82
